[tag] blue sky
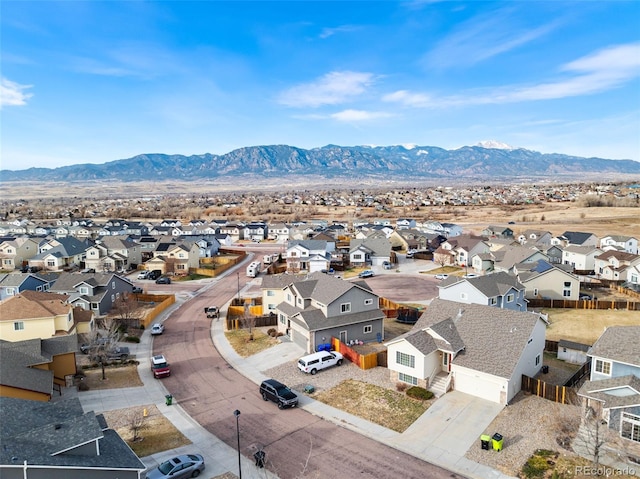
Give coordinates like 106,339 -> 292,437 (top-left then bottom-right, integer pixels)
2,1 -> 639,171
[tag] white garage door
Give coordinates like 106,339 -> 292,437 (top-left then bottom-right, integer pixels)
454,369 -> 502,404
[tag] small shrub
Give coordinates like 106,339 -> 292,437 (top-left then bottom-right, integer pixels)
77,381 -> 90,392
406,386 -> 434,401
396,382 -> 409,392
276,332 -> 284,337
267,328 -> 277,337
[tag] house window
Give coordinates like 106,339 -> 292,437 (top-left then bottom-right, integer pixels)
364,298 -> 373,306
398,373 -> 418,385
396,351 -> 415,368
290,251 -> 297,257
506,294 -> 514,302
621,412 -> 640,443
279,315 -> 286,325
267,290 -> 275,297
177,264 -> 185,270
353,254 -> 363,260
268,304 -> 276,310
533,288 -> 539,296
460,292 -> 467,300
341,303 -> 351,313
595,359 -> 611,375
489,297 -> 497,305
47,260 -> 56,267
112,281 -> 116,289
563,289 -> 571,297
14,321 -> 24,331
6,287 -> 16,296
535,354 -> 541,366
363,325 -> 372,334
79,287 -> 89,295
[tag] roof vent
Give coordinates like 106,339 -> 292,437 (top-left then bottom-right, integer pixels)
54,424 -> 62,430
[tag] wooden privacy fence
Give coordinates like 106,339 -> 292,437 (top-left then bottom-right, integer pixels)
521,374 -> 578,405
139,294 -> 176,328
563,359 -> 591,388
545,340 -> 559,353
191,254 -> 246,278
528,298 -> 640,310
226,315 -> 277,331
331,337 -> 382,370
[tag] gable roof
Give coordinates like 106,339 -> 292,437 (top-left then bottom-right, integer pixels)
588,325 -> 640,367
413,299 -> 543,379
561,231 -> 597,245
578,375 -> 640,409
0,291 -> 71,321
0,397 -> 145,471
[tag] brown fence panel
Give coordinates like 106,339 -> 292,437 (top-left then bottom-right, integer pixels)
564,359 -> 591,388
545,340 -> 559,353
376,350 -> 388,367
360,353 -> 378,370
521,374 -> 577,405
141,294 -> 176,328
528,298 -> 640,311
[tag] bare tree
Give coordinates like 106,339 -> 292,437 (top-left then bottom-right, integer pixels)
111,293 -> 142,331
86,316 -> 122,380
571,403 -> 607,473
239,303 -> 258,341
128,409 -> 147,443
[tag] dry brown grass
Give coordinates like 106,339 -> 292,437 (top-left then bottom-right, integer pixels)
102,404 -> 191,457
224,329 -> 280,357
80,363 -> 143,390
544,308 -> 640,345
313,379 -> 432,432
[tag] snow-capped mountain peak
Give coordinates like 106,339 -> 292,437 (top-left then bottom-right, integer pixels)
476,140 -> 514,150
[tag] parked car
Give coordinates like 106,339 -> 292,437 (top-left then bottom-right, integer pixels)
146,453 -> 204,479
137,271 -> 149,280
358,270 -> 375,278
156,276 -> 171,284
132,286 -> 143,294
382,261 -> 392,270
204,306 -> 219,318
434,274 -> 448,280
259,379 -> 298,409
151,354 -> 171,379
151,323 -> 165,335
406,251 -> 415,258
80,337 -> 108,354
106,346 -> 130,361
148,270 -> 162,280
297,351 -> 344,375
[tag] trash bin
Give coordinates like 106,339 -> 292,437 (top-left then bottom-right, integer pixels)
165,394 -> 173,406
542,365 -> 549,374
254,450 -> 266,468
480,434 -> 491,450
492,433 -> 503,451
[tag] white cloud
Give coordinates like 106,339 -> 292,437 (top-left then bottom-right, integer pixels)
424,8 -> 560,69
382,90 -> 432,107
278,71 -> 375,108
386,43 -> 640,107
319,25 -> 360,39
0,78 -> 33,108
330,109 -> 393,121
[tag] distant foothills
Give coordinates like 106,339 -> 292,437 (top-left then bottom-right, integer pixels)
2,143 -> 640,183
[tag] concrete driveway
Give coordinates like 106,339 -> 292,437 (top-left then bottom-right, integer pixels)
390,391 -> 504,461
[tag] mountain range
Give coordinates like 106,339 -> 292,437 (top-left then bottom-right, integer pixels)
2,143 -> 639,182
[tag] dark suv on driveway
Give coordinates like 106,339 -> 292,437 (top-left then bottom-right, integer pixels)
259,379 -> 298,409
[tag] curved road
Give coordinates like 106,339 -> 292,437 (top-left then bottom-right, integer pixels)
152,257 -> 459,479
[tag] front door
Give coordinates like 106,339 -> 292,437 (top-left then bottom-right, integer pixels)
442,352 -> 451,372
339,330 -> 347,344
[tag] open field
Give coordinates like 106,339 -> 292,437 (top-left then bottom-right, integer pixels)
543,308 -> 640,345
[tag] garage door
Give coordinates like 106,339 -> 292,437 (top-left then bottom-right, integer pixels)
454,369 -> 502,404
292,329 -> 308,351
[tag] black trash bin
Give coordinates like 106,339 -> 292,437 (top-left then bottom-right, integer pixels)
480,434 -> 491,450
165,394 -> 173,406
254,450 -> 266,468
542,365 -> 549,374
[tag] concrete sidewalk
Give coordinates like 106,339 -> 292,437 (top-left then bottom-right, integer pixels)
74,273 -> 516,479
75,298 -> 278,479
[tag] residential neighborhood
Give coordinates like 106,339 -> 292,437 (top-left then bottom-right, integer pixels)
1,198 -> 639,478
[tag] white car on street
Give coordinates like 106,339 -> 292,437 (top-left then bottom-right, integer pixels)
151,323 -> 165,335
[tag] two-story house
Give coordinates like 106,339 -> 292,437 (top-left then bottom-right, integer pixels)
47,272 -> 133,317
517,229 -> 553,246
274,272 -> 385,353
515,259 -> 580,300
285,240 -> 334,273
577,326 -> 640,458
594,250 -> 640,282
599,235 -> 638,255
267,222 -> 291,242
438,271 -> 528,311
0,272 -> 54,301
28,237 -> 90,272
553,231 -> 599,248
386,299 -> 546,404
147,241 -> 200,275
0,237 -> 40,271
349,237 -> 392,267
562,245 -> 603,273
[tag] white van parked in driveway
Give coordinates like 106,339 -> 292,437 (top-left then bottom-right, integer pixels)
297,351 -> 344,375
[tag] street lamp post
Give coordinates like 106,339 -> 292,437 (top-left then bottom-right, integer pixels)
236,272 -> 240,303
234,409 -> 242,479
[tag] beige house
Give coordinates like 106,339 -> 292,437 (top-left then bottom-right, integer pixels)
0,237 -> 40,271
148,241 -> 200,275
515,260 -> 581,300
0,291 -> 76,341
